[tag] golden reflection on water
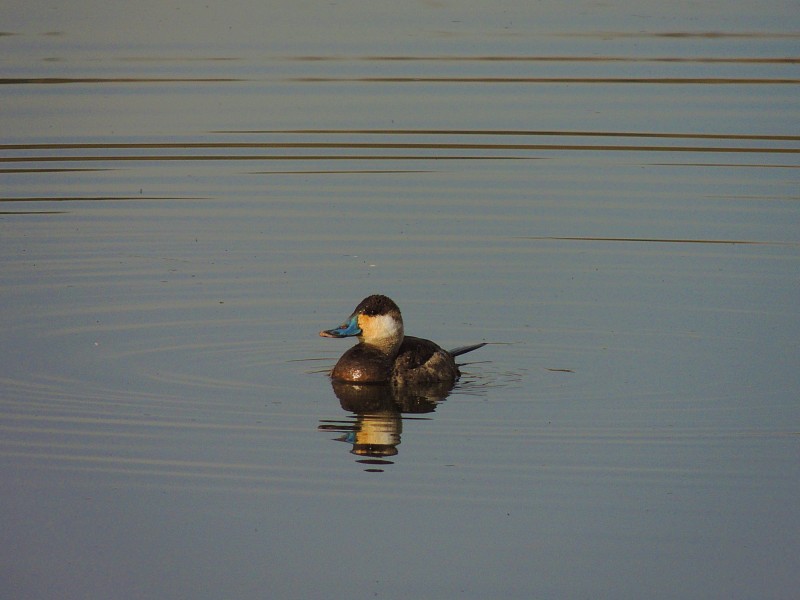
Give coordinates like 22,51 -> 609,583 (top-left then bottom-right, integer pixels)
318,378 -> 454,471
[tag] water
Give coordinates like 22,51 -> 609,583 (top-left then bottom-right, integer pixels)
2,2 -> 799,598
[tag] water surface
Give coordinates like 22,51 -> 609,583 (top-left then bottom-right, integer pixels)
2,2 -> 799,599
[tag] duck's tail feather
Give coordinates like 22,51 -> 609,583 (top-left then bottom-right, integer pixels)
449,342 -> 487,357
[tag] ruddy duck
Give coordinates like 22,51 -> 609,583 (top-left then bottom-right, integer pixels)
319,294 -> 485,385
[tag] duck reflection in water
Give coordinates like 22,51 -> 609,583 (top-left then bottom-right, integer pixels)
318,379 -> 455,470
318,295 -> 486,470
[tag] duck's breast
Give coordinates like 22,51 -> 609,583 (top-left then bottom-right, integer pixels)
331,343 -> 392,383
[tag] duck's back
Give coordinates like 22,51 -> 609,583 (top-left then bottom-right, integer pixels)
392,336 -> 460,385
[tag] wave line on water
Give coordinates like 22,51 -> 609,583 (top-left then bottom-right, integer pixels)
556,31 -> 800,39
6,130 -> 800,148
1,145 -> 795,165
518,236 -> 800,247
0,77 -> 243,85
0,196 -> 202,202
217,129 -> 800,142
285,54 -> 800,64
0,154 -> 537,163
290,76 -> 800,84
5,75 -> 795,85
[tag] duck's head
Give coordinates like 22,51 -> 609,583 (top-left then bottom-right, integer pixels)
320,294 -> 405,354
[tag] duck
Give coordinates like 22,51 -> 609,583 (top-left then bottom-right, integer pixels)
319,294 -> 485,385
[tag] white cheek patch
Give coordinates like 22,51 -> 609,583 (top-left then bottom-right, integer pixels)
368,314 -> 402,341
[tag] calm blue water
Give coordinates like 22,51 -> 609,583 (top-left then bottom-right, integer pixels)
2,2 -> 799,598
